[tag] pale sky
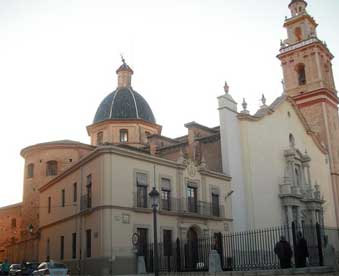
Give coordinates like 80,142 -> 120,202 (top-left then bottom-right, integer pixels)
0,0 -> 338,207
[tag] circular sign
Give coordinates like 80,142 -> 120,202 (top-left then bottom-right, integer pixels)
132,233 -> 139,246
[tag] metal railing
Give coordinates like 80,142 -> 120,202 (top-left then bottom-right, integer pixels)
132,193 -> 225,218
140,223 -> 334,273
80,194 -> 92,211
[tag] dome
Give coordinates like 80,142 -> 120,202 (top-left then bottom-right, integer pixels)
93,87 -> 156,124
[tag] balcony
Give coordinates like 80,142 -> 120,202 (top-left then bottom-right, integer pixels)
132,193 -> 224,218
80,194 -> 92,211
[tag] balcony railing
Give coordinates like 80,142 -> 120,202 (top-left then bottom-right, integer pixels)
133,193 -> 225,218
80,194 -> 92,211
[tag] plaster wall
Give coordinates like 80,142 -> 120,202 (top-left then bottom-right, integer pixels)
239,101 -> 336,228
39,147 -> 232,265
218,94 -> 248,232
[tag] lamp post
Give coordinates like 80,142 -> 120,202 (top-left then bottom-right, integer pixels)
149,187 -> 160,276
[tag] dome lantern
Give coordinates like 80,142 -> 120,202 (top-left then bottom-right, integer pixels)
116,56 -> 134,88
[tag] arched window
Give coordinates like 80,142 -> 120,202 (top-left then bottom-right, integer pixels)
294,27 -> 302,41
97,131 -> 103,145
27,163 -> 34,178
296,63 -> 306,85
120,129 -> 128,142
46,160 -> 57,176
289,133 -> 295,148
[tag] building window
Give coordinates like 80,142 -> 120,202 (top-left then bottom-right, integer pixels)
187,185 -> 198,213
48,197 -> 51,214
136,173 -> 148,208
163,229 -> 172,256
289,133 -> 295,148
120,129 -> 128,142
11,218 -> 16,228
60,236 -> 64,260
212,193 -> 220,217
61,189 -> 65,207
46,160 -> 57,176
161,178 -> 171,211
27,163 -> 34,178
72,232 -> 76,259
97,131 -> 103,145
296,63 -> 306,85
86,229 -> 91,258
294,27 -> 302,41
73,182 -> 77,202
86,175 -> 92,208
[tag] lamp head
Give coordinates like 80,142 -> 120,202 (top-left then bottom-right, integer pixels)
28,224 -> 34,233
149,187 -> 160,208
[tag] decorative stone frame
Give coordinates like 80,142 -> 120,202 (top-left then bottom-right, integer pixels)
280,144 -> 324,226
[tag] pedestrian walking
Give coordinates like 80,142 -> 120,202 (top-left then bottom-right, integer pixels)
295,231 -> 309,268
274,236 -> 293,268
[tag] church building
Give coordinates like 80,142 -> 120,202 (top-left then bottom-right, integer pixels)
1,59 -> 232,275
0,0 -> 338,274
218,0 -> 338,231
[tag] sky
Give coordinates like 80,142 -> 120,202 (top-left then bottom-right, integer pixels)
0,0 -> 338,207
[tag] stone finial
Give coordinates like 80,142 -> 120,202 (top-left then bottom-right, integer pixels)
241,98 -> 249,114
281,79 -> 285,93
224,81 -> 229,94
314,181 -> 321,200
199,154 -> 207,170
260,94 -> 267,108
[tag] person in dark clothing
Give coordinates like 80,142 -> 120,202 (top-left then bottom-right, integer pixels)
274,236 -> 293,268
295,231 -> 309,268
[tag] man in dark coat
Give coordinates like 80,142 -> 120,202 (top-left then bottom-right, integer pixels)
295,231 -> 309,267
274,236 -> 293,268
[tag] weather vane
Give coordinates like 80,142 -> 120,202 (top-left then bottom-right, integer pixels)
120,53 -> 126,65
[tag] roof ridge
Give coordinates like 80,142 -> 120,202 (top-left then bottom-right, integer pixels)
128,87 -> 139,119
109,88 -> 119,119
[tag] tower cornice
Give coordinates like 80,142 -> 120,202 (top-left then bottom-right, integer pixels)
292,88 -> 339,108
284,14 -> 317,28
277,38 -> 334,60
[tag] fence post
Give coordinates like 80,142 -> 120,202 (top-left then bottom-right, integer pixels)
291,221 -> 297,266
176,238 -> 181,272
316,223 -> 324,266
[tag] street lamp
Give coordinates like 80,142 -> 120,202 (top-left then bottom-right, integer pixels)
28,224 -> 34,234
149,187 -> 160,276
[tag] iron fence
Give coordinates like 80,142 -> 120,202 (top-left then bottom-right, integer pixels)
140,223 -> 337,273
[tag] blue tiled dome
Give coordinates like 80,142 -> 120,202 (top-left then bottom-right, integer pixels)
93,87 -> 156,124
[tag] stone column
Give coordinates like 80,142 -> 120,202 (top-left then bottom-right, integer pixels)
287,206 -> 293,225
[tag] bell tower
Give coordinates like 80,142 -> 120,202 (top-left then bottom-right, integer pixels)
278,0 -> 339,226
